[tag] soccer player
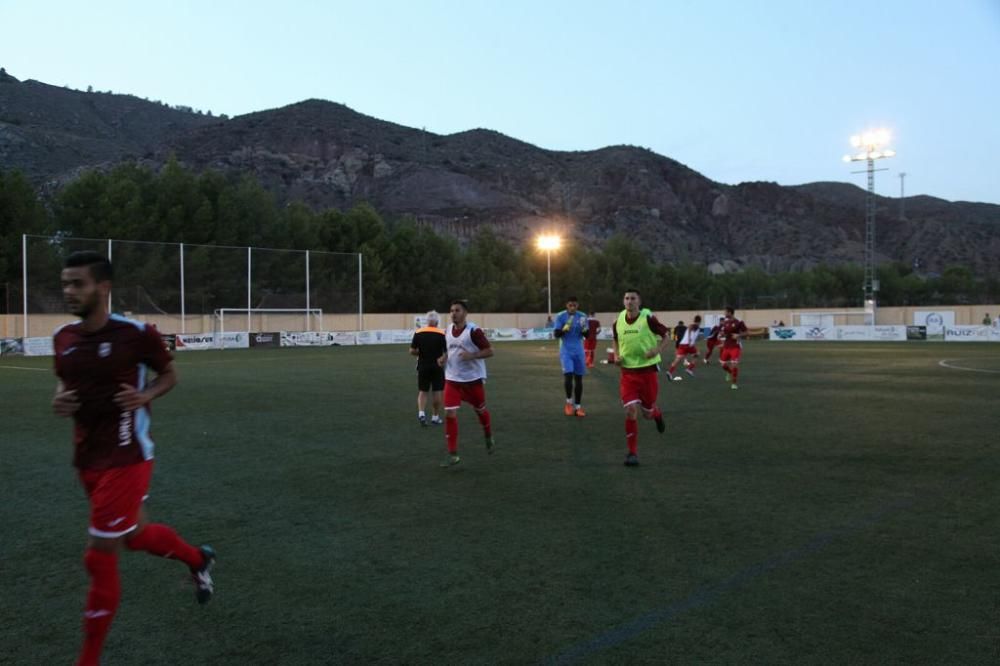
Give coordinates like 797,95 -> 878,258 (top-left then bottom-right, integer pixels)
552,296 -> 589,417
667,315 -> 702,379
703,318 -> 723,365
51,251 -> 214,666
584,314 -> 601,369
611,289 -> 671,467
672,320 -> 686,349
719,306 -> 749,390
410,310 -> 447,426
440,299 -> 495,466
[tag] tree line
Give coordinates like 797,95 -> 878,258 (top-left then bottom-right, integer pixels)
1,162 -> 997,315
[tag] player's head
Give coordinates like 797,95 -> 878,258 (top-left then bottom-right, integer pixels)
450,299 -> 469,325
693,315 -> 702,326
565,296 -> 578,314
62,251 -> 113,318
724,306 -> 735,318
623,289 -> 641,313
425,310 -> 440,327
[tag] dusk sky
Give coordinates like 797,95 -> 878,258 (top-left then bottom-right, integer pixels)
3,0 -> 999,203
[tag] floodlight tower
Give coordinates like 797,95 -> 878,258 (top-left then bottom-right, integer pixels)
843,130 -> 896,324
536,234 -> 562,318
898,172 -> 907,220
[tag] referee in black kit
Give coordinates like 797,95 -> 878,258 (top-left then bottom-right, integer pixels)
409,310 -> 447,426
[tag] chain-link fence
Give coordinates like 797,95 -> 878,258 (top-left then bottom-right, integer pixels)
18,235 -> 361,336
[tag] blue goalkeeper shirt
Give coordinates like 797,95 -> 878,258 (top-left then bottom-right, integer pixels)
553,310 -> 588,354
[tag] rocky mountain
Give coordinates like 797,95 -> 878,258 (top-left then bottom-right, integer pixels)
2,69 -> 998,274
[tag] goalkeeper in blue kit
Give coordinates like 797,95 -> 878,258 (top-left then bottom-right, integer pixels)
552,296 -> 589,417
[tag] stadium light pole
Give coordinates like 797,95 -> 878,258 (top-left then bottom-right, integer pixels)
536,234 -> 562,318
843,129 -> 895,325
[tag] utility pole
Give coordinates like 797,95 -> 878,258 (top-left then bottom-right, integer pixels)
898,172 -> 907,220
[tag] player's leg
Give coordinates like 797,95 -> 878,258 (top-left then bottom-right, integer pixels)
468,383 -> 494,453
417,371 -> 430,425
430,369 -> 445,424
563,372 -> 575,415
441,381 -> 461,465
79,534 -> 122,666
728,349 -> 742,388
639,373 -> 665,433
620,373 -> 641,466
667,351 -> 682,377
571,351 -> 586,415
77,463 -> 144,666
560,349 -> 575,414
125,508 -> 214,602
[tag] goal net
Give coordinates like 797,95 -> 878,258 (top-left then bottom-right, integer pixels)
214,308 -> 324,348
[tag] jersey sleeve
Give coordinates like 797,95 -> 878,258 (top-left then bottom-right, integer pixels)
470,327 -> 491,350
410,333 -> 419,349
141,325 -> 173,373
647,314 -> 670,337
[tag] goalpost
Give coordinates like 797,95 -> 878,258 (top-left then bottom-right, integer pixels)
214,308 -> 324,348
791,311 -> 869,328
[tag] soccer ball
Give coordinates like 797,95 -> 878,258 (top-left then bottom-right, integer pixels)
672,376 -> 683,382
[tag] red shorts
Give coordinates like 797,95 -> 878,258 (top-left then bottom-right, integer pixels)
444,380 -> 487,410
79,460 -> 153,538
706,339 -> 720,351
676,344 -> 697,357
720,347 -> 742,363
619,370 -> 659,410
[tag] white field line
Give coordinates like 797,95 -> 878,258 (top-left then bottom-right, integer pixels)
938,359 -> 1000,375
0,365 -> 49,372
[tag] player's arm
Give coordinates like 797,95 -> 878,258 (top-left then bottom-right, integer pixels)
461,329 -> 493,360
646,315 -> 673,359
611,322 -> 620,363
114,362 -> 178,410
52,380 -> 80,417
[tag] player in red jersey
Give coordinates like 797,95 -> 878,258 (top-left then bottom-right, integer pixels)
719,306 -> 748,390
51,252 -> 215,666
703,319 -> 723,365
440,299 -> 495,467
666,315 -> 702,379
583,315 -> 601,368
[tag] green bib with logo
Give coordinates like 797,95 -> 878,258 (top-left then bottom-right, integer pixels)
616,308 -> 661,368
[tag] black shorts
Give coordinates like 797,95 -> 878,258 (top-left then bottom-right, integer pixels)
417,366 -> 445,392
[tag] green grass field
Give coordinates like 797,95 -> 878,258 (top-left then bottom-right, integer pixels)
2,341 -> 999,664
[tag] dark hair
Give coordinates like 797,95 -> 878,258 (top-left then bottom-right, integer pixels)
450,299 -> 469,311
724,306 -> 735,315
566,296 -> 578,303
694,315 -> 702,324
623,289 -> 641,297
64,251 -> 113,283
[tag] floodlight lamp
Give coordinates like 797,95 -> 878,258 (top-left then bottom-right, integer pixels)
537,234 -> 562,251
850,135 -> 861,148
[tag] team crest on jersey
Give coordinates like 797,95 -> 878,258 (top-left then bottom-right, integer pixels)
98,342 -> 112,358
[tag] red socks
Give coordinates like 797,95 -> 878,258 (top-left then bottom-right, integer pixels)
476,409 -> 492,437
78,549 -> 120,666
445,416 -> 458,454
126,523 -> 203,569
731,367 -> 740,383
625,418 -> 638,454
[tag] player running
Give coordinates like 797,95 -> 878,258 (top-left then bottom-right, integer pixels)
440,300 -> 495,466
51,251 -> 214,666
667,315 -> 702,380
719,306 -> 749,390
552,296 -> 589,417
612,289 -> 671,467
703,318 -> 723,365
410,310 -> 447,426
584,314 -> 601,368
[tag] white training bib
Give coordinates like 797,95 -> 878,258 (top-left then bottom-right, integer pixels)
445,323 -> 488,382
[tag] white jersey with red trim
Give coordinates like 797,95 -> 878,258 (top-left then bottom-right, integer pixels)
445,323 -> 488,382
